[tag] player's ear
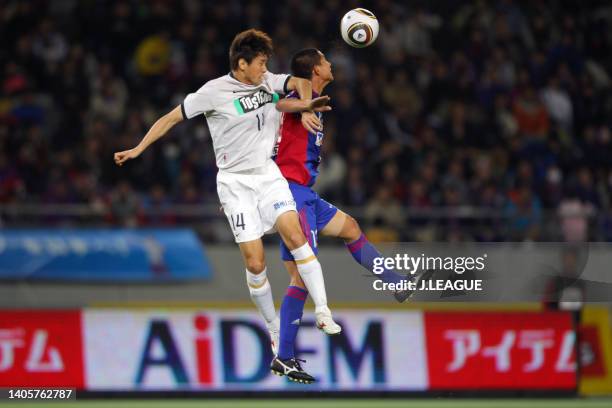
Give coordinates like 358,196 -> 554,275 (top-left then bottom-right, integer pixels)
238,58 -> 248,71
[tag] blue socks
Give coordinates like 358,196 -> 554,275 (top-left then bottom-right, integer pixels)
278,286 -> 307,360
346,233 -> 403,284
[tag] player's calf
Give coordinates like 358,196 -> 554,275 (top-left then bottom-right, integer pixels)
240,241 -> 280,351
278,283 -> 307,360
339,214 -> 361,242
276,212 -> 342,334
290,242 -> 341,335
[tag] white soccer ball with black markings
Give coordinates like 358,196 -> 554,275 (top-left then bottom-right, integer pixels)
340,8 -> 379,48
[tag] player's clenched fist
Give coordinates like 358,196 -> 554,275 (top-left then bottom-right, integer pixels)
114,148 -> 141,166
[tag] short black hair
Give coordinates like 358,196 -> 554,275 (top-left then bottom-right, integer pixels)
229,29 -> 273,70
290,48 -> 322,79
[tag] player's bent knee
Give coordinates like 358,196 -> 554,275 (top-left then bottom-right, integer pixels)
278,221 -> 308,250
344,215 -> 362,241
283,232 -> 307,250
245,259 -> 266,274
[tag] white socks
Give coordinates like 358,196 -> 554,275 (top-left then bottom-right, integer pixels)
290,243 -> 330,314
245,268 -> 279,330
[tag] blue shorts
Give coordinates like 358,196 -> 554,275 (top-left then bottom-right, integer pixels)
280,182 -> 339,261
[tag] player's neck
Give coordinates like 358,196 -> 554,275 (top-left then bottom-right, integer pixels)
312,77 -> 328,95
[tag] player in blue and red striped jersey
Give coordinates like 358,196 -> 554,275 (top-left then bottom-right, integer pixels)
269,49 -> 417,382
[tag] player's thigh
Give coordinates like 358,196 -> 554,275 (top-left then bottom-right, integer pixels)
217,173 -> 264,243
238,238 -> 266,274
320,210 -> 347,237
320,209 -> 361,240
256,167 -> 309,250
258,167 -> 297,234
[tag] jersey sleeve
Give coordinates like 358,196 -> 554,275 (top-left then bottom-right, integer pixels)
181,85 -> 216,119
264,72 -> 292,95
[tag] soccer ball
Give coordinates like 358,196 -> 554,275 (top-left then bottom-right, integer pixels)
340,8 -> 379,48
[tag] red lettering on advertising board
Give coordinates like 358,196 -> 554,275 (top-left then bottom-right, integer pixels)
424,312 -> 577,389
0,311 -> 84,387
194,314 -> 214,385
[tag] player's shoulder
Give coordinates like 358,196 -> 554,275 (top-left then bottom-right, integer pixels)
198,74 -> 232,92
263,71 -> 288,80
263,71 -> 292,90
190,75 -> 246,103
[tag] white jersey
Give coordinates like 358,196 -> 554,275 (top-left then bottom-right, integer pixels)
181,71 -> 291,172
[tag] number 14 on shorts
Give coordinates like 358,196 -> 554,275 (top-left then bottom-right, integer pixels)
231,212 -> 246,232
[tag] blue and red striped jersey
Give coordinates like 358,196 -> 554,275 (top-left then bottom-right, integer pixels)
273,91 -> 324,187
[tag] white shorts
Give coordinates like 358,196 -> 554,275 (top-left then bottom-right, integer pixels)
217,160 -> 296,243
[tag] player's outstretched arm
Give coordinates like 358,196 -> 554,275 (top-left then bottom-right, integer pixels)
285,77 -> 324,133
114,105 -> 184,166
276,95 -> 332,113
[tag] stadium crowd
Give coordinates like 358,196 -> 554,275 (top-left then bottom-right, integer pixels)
1,0 -> 611,241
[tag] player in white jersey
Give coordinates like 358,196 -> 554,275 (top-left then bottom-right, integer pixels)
113,30 -> 341,357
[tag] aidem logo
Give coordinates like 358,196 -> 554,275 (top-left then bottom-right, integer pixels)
133,315 -> 386,386
234,90 -> 279,115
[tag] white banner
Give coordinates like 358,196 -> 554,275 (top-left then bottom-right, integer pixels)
83,309 -> 428,391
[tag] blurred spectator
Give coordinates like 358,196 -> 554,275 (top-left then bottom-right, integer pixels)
0,152 -> 23,202
31,19 -> 68,67
442,157 -> 468,202
108,180 -> 141,227
406,179 -> 432,209
365,217 -> 400,243
574,167 -> 601,208
342,166 -> 366,206
401,9 -> 441,57
494,93 -> 518,138
512,85 -> 550,139
541,165 -> 564,209
142,184 -> 176,225
364,186 -> 404,242
558,189 -> 593,242
540,76 -> 573,131
380,161 -> 406,202
505,184 -> 542,240
89,63 -> 128,125
364,185 -> 404,227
